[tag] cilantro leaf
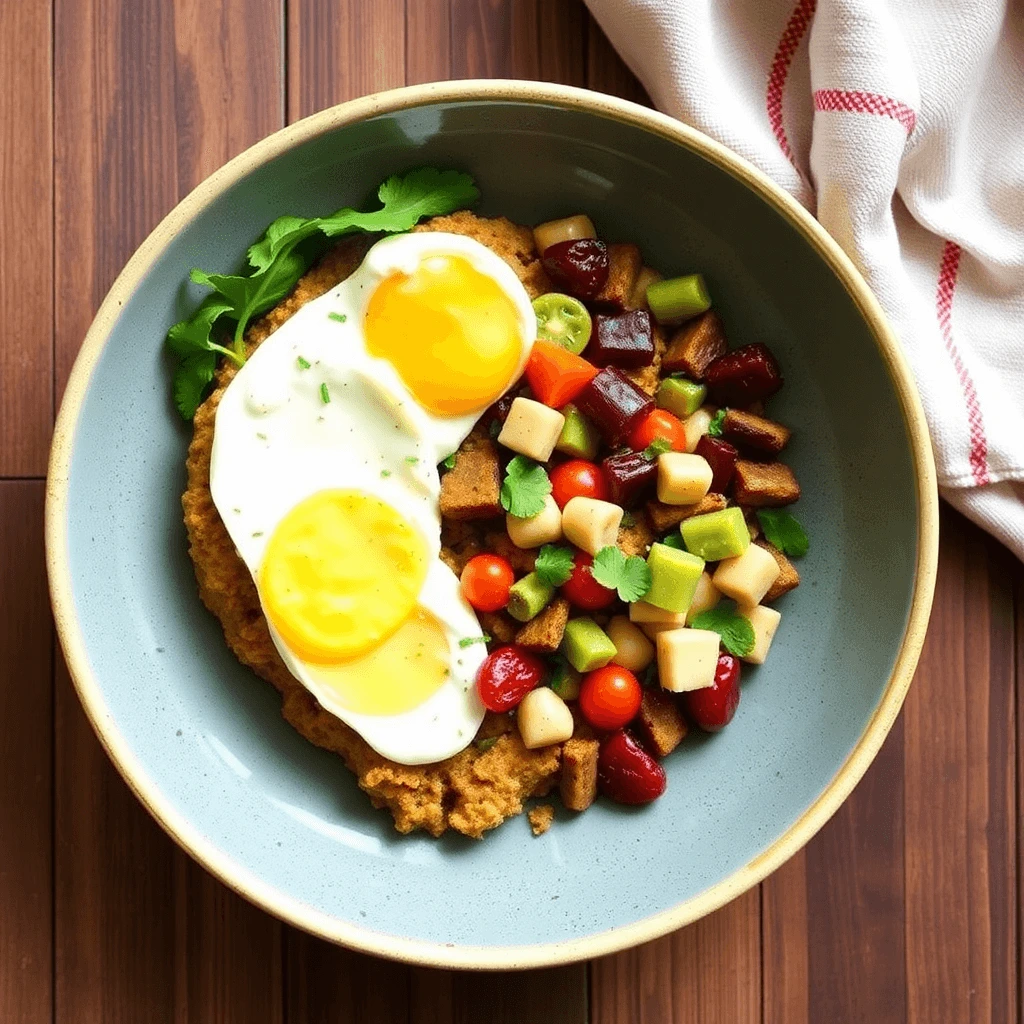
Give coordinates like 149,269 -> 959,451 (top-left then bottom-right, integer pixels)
172,352 -> 217,419
707,408 -> 727,437
591,546 -> 653,602
500,456 -> 551,518
166,168 -> 479,419
690,605 -> 755,657
534,544 -> 575,587
642,437 -> 673,461
166,297 -> 235,359
459,634 -> 491,648
757,509 -> 809,557
441,453 -> 457,470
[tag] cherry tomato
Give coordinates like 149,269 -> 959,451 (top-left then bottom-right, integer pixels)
460,554 -> 515,612
598,730 -> 667,804
684,653 -> 741,731
476,645 -> 546,712
560,551 -> 617,610
628,408 -> 688,453
579,665 -> 643,731
549,459 -> 610,509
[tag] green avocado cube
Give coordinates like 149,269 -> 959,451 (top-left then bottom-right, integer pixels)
645,543 -> 705,613
555,404 -> 600,460
680,507 -> 751,561
561,617 -> 617,672
657,377 -> 707,418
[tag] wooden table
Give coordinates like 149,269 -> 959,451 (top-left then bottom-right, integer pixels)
2,2 -> 1020,1020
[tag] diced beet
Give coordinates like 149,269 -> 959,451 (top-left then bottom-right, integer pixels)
575,367 -> 655,445
694,435 -> 738,493
588,310 -> 656,368
541,239 -> 610,300
705,343 -> 783,406
601,449 -> 659,507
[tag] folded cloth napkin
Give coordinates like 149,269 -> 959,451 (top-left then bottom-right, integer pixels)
586,0 -> 1024,560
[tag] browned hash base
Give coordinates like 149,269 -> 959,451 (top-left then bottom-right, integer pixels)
181,212 -> 577,839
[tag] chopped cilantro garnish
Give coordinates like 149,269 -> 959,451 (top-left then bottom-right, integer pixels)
459,634 -> 491,648
488,418 -> 502,439
296,355 -> 311,369
590,546 -> 652,602
405,455 -> 419,465
319,382 -> 330,404
327,312 -> 347,323
475,736 -> 498,752
620,511 -> 636,528
690,605 -> 755,657
500,456 -> 552,519
534,544 -> 575,587
642,437 -> 672,461
380,470 -> 391,478
707,408 -> 727,437
757,509 -> 809,557
441,452 -> 457,471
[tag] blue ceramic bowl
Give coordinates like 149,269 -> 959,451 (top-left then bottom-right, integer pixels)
47,81 -> 937,968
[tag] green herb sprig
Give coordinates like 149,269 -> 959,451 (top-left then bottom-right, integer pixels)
590,546 -> 652,603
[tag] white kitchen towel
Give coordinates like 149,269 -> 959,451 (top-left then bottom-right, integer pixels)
586,0 -> 1024,560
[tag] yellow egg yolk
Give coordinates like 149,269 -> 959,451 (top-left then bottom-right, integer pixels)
259,489 -> 428,662
301,608 -> 451,716
363,254 -> 524,416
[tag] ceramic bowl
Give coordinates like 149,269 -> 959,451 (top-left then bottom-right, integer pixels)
47,81 -> 937,969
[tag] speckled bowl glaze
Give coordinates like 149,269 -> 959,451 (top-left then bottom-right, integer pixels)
47,81 -> 938,969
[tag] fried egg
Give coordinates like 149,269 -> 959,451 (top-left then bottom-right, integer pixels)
209,232 -> 536,764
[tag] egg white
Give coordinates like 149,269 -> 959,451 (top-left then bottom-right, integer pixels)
209,231 -> 536,764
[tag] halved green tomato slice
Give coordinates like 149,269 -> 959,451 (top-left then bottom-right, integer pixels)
532,292 -> 592,354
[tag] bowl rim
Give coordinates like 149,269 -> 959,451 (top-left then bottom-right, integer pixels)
45,78 -> 939,970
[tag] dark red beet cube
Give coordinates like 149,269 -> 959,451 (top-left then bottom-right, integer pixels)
541,239 -> 610,300
705,343 -> 783,406
587,310 -> 656,368
694,435 -> 738,493
575,367 -> 655,445
601,449 -> 659,507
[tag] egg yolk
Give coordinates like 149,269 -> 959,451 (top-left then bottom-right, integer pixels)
363,254 -> 524,416
302,608 -> 451,716
259,489 -> 428,662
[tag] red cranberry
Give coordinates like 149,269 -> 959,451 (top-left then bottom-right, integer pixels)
694,435 -> 739,493
476,646 -> 546,712
598,730 -> 668,805
705,343 -> 783,406
541,239 -> 610,300
684,654 -> 741,731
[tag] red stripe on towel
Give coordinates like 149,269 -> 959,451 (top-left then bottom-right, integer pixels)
813,88 -> 917,134
936,241 -> 989,485
766,0 -> 817,164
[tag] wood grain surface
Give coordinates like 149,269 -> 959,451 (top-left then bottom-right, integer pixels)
1,2 -> 1020,1022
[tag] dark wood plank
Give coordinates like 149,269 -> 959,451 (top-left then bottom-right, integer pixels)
406,0 -> 451,85
1017,553 -> 1024,1024
761,850 -> 808,1024
806,716 -> 906,1023
591,889 -> 761,1024
510,0 -> 587,84
0,0 -> 52,475
904,508 -> 1017,1024
54,0 -> 286,1019
0,483 -> 52,1023
287,0 -> 406,120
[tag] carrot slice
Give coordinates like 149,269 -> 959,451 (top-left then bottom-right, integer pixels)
524,340 -> 599,408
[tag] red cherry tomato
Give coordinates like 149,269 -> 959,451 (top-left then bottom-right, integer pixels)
628,408 -> 688,453
579,665 -> 643,731
460,554 -> 515,612
560,551 -> 617,610
476,645 -> 547,712
598,730 -> 667,804
684,653 -> 741,731
549,459 -> 610,509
